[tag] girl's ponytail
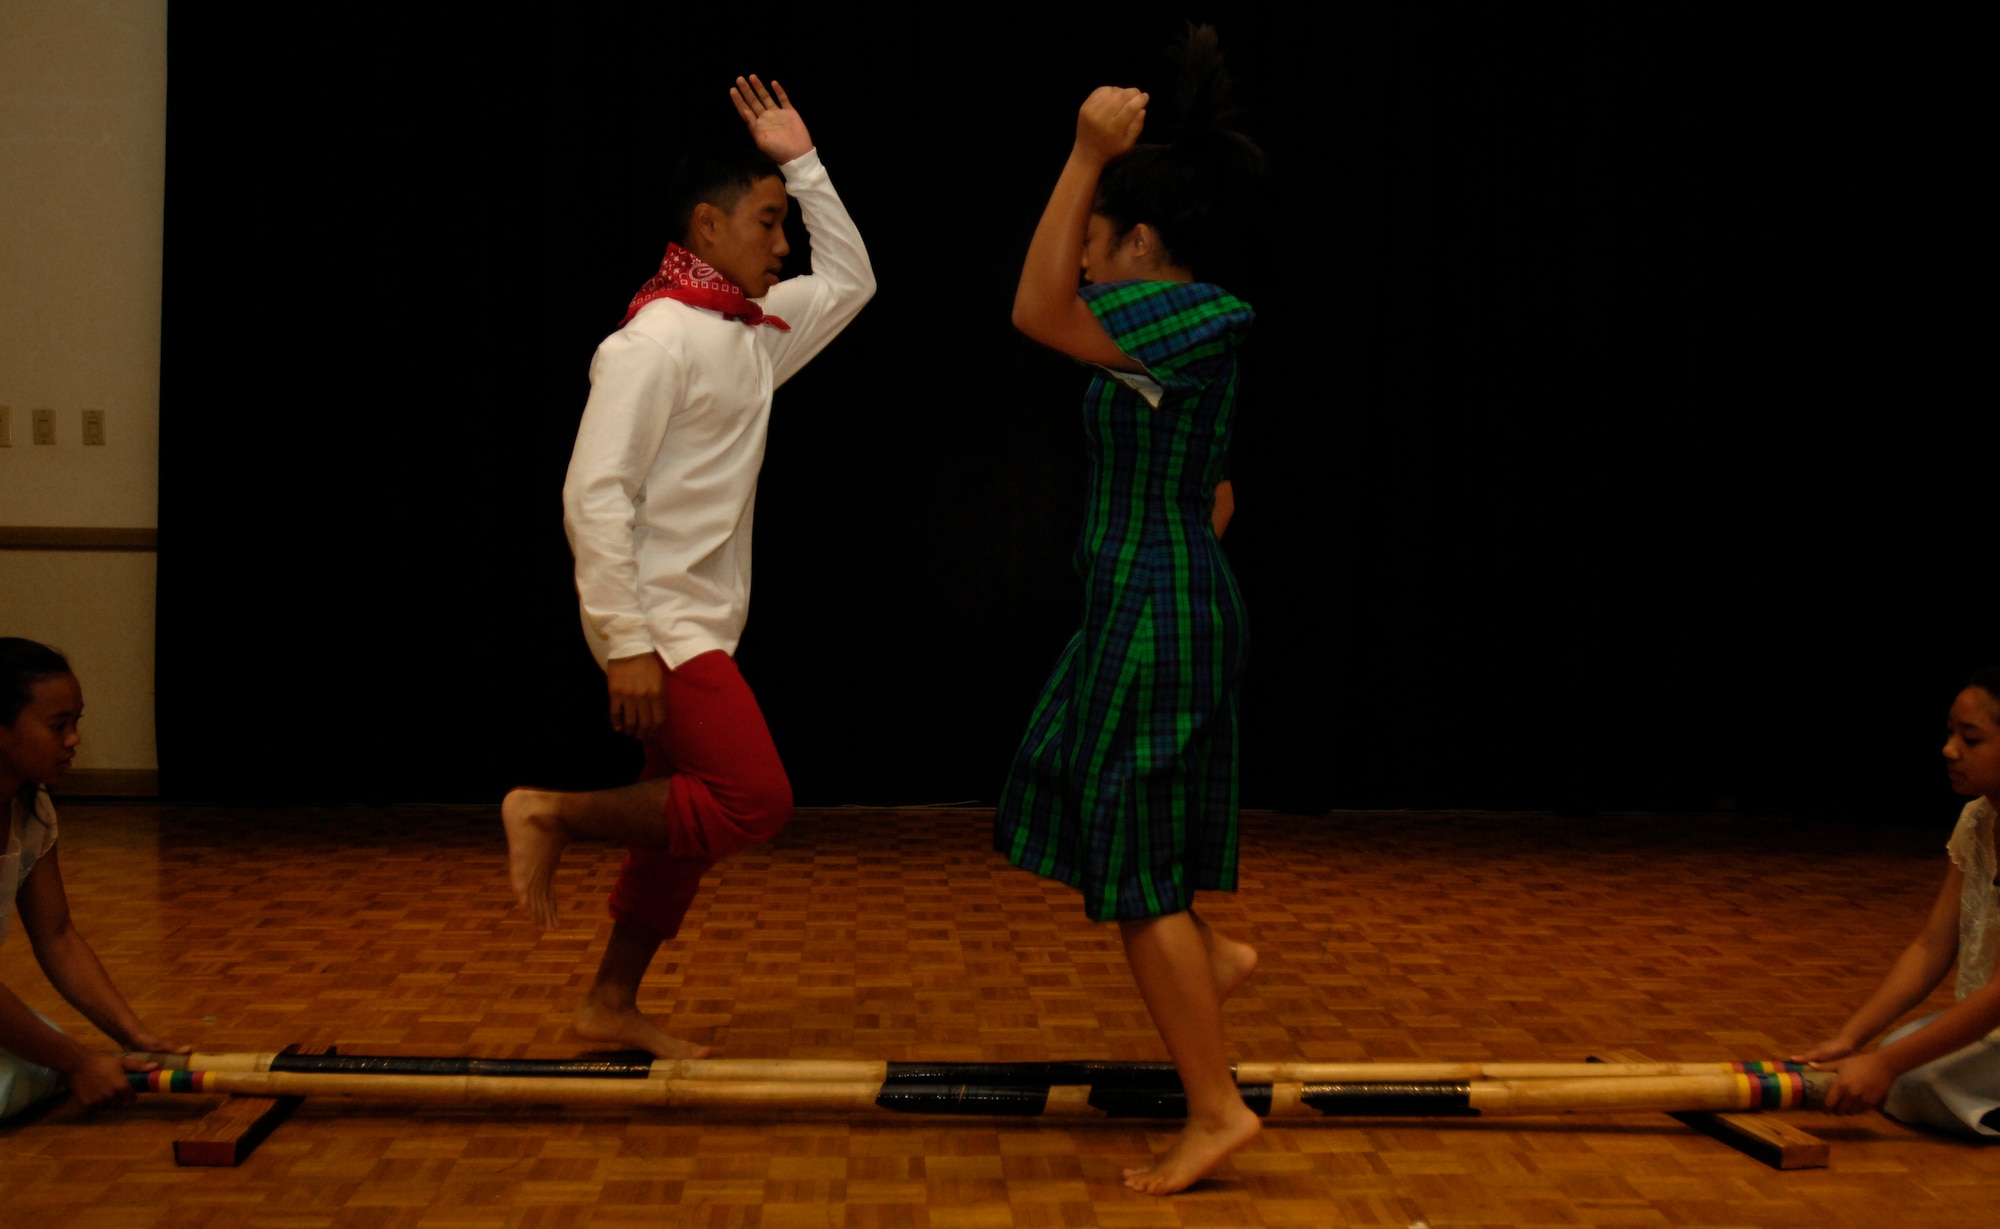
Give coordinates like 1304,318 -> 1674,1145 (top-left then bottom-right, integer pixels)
1096,24 -> 1266,280
1165,23 -> 1264,178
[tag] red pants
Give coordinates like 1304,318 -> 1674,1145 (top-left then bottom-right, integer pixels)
605,650 -> 792,941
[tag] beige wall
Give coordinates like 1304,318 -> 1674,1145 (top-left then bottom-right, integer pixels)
0,1 -> 168,775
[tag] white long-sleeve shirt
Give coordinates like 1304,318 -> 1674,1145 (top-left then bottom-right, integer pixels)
563,148 -> 875,669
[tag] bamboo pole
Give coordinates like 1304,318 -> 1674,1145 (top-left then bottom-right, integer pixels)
133,1071 -> 879,1110
131,1069 -> 1833,1118
136,1051 -> 1812,1086
1396,1072 -> 1827,1117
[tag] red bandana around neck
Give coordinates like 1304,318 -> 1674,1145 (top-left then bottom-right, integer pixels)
618,243 -> 790,331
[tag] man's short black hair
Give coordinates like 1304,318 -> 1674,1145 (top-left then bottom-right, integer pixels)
667,145 -> 784,245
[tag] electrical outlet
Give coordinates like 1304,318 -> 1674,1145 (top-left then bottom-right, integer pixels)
32,408 -> 56,445
82,409 -> 106,446
0,405 -> 12,447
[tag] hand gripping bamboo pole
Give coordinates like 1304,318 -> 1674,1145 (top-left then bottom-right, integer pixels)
132,1068 -> 1834,1119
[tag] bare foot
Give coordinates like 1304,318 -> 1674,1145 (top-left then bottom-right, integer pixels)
574,996 -> 714,1059
501,788 -> 567,929
1122,1102 -> 1261,1195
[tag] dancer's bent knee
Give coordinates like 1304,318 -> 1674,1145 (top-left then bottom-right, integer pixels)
645,648 -> 792,861
663,767 -> 791,860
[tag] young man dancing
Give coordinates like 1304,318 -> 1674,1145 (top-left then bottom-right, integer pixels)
504,76 -> 874,1058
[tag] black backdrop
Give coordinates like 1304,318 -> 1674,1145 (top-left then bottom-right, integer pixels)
158,5 -> 1991,821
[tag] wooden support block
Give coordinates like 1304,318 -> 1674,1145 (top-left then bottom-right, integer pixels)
173,1043 -> 331,1167
1592,1048 -> 1828,1170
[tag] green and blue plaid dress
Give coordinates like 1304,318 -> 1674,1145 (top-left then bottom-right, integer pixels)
996,280 -> 1254,921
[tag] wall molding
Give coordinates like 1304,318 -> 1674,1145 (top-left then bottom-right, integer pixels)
0,526 -> 159,551
53,768 -> 160,798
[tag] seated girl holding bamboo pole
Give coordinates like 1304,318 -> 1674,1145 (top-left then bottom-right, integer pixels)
1793,667 -> 2000,1136
0,638 -> 186,1119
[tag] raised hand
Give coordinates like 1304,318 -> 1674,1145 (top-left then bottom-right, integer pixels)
731,75 -> 812,164
1075,86 -> 1148,167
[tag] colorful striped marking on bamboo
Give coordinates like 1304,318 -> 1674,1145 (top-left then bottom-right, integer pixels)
1727,1061 -> 1810,1076
134,1070 -> 217,1094
1730,1070 -> 1810,1110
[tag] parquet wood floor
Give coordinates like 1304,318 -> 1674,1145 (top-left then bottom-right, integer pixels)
2,805 -> 1993,1227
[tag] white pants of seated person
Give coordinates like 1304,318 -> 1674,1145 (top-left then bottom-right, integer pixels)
1881,1012 -> 2000,1137
0,1012 -> 65,1120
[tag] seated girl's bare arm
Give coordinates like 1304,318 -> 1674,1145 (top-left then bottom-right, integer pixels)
0,975 -> 153,1112
0,979 -> 96,1082
19,845 -> 181,1055
1793,866 -> 1963,1064
1877,974 -> 2000,1070
1823,974 -> 2000,1114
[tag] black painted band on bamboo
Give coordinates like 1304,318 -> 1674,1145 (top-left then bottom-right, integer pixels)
1075,1062 -> 1187,1089
883,1063 -> 1064,1087
266,1054 -> 657,1079
874,1083 -> 1052,1115
1087,1087 -> 1184,1117
1087,1082 -> 1278,1119
1300,1082 -> 1480,1116
881,1062 -> 1183,1089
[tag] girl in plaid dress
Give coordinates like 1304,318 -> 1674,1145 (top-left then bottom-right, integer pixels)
996,27 -> 1266,1194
